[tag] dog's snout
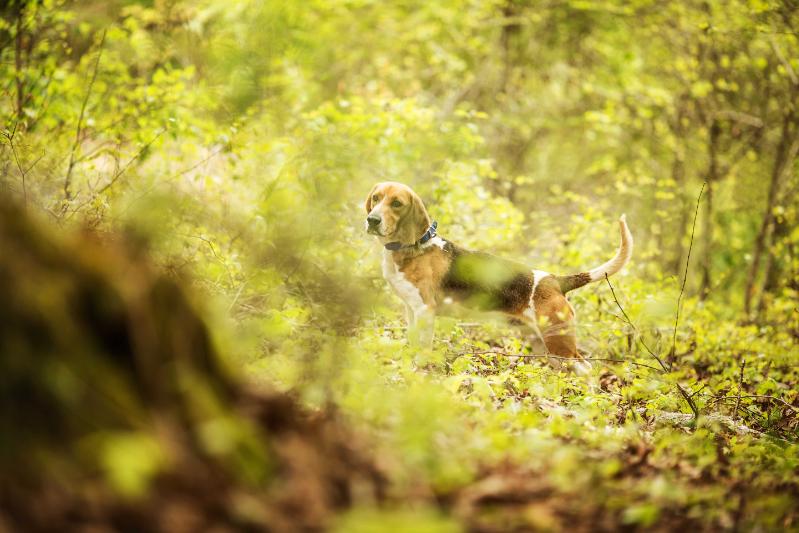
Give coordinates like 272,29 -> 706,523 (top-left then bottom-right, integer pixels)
367,214 -> 381,227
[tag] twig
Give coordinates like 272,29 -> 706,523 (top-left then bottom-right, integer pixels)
604,274 -> 699,419
62,128 -> 166,220
179,232 -> 236,286
769,34 -> 798,85
735,358 -> 746,420
10,142 -> 26,205
675,383 -> 700,419
456,350 -> 664,372
3,134 -> 24,206
172,145 -> 226,178
95,127 -> 166,195
1,130 -> 46,208
227,281 -> 249,313
63,30 -> 106,202
604,274 -> 667,371
102,141 -> 223,222
709,394 -> 799,413
671,182 -> 706,368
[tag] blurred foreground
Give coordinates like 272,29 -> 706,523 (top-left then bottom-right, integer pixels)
0,200 -> 384,532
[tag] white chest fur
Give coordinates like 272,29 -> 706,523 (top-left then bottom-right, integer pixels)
381,250 -> 426,315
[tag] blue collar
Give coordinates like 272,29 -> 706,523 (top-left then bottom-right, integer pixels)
384,221 -> 438,251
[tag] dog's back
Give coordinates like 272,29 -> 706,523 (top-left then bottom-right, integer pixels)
440,240 -> 534,314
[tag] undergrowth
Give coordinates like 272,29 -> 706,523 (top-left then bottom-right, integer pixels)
250,279 -> 799,531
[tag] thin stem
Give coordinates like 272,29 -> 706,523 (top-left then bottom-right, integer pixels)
671,182 -> 706,368
604,274 -> 668,371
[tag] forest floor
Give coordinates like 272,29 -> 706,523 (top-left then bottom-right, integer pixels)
254,303 -> 799,532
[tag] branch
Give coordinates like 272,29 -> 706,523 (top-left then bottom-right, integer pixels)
63,128 -> 166,220
769,34 -> 798,85
63,30 -> 106,202
171,145 -> 225,178
1,132 -> 44,208
709,394 -> 799,414
455,350 -> 663,372
95,127 -> 166,195
675,383 -> 700,419
634,408 -> 769,438
715,110 -> 764,128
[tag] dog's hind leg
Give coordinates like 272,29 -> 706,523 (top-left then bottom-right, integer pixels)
525,292 -> 591,374
542,320 -> 591,374
512,315 -> 547,355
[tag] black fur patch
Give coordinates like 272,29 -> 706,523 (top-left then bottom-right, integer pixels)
557,272 -> 591,293
441,240 -> 533,313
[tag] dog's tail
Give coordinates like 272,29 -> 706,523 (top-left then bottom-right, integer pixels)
556,214 -> 633,294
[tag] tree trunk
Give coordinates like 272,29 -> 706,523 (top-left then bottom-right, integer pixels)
14,2 -> 25,122
668,103 -> 690,275
744,112 -> 798,316
700,119 -> 721,300
499,0 -> 520,95
756,178 -> 798,319
670,149 -> 688,275
755,218 -> 782,318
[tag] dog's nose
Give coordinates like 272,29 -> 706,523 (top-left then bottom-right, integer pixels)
367,215 -> 381,227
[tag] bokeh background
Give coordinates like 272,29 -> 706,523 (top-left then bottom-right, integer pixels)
1,1 -> 798,531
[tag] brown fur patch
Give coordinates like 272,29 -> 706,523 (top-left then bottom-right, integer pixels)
396,247 -> 452,307
531,276 -> 578,357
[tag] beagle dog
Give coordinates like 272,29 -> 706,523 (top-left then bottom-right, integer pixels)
364,182 -> 633,363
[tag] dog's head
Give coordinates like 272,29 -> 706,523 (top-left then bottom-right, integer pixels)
364,182 -> 431,245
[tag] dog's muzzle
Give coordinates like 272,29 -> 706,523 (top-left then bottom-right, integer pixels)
366,214 -> 381,235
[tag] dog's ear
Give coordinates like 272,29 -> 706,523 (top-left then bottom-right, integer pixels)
364,184 -> 378,214
410,190 -> 432,234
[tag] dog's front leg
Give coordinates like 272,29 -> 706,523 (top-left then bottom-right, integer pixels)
406,303 -> 433,348
404,303 -> 423,346
414,305 -> 435,349
404,303 -> 415,329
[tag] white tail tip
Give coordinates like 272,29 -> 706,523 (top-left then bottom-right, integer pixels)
588,214 -> 633,282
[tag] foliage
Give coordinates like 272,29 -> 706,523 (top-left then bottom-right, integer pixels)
1,0 -> 798,530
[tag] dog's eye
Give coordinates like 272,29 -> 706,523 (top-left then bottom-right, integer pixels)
372,194 -> 379,202
391,200 -> 402,208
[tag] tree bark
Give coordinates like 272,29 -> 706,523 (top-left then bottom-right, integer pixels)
755,172 -> 798,319
744,113 -> 798,315
499,0 -> 520,95
669,128 -> 688,275
14,2 -> 25,123
700,119 -> 721,300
